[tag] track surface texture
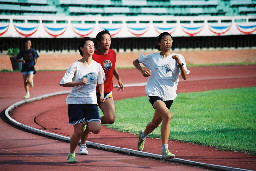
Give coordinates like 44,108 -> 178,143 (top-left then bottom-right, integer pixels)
1,64 -> 256,171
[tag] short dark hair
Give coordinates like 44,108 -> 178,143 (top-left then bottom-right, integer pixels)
96,30 -> 111,42
156,32 -> 173,51
24,39 -> 31,45
78,37 -> 94,57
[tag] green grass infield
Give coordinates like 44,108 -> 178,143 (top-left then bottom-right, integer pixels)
103,87 -> 256,155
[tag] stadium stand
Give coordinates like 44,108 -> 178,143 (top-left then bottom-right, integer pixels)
0,0 -> 255,16
59,0 -> 111,5
0,0 -> 255,53
0,0 -> 56,15
122,0 -> 147,6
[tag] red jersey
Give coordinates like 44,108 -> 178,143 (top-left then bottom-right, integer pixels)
93,49 -> 116,93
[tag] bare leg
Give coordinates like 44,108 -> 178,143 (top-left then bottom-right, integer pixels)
144,110 -> 162,136
80,125 -> 89,144
99,97 -> 116,124
70,123 -> 83,153
71,122 -> 101,154
80,121 -> 101,144
87,121 -> 101,134
80,97 -> 116,144
23,74 -> 29,94
153,100 -> 171,145
27,73 -> 34,87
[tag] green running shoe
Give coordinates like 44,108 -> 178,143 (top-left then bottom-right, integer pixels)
67,153 -> 76,163
24,94 -> 30,99
30,81 -> 34,88
162,149 -> 175,159
137,130 -> 145,151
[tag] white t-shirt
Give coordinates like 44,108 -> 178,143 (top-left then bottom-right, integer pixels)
60,60 -> 105,104
138,53 -> 190,101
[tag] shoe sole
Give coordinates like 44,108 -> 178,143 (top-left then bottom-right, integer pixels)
80,153 -> 88,155
162,155 -> 175,159
68,161 -> 77,163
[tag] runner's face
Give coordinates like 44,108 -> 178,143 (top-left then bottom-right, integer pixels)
99,33 -> 111,50
25,40 -> 31,50
158,35 -> 173,51
81,40 -> 94,56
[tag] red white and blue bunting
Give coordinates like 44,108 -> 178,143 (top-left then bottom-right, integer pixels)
127,26 -> 149,37
0,24 -> 9,36
181,25 -> 204,36
72,25 -> 94,37
0,16 -> 255,38
236,24 -> 256,35
208,24 -> 232,36
14,24 -> 39,37
154,25 -> 177,34
100,26 -> 122,37
44,25 -> 67,38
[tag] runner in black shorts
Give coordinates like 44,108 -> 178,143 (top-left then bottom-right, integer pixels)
133,32 -> 190,159
60,37 -> 105,163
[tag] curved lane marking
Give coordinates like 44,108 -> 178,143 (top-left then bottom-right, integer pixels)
4,90 -> 253,171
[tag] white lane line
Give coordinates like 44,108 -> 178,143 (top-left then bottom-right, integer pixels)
4,91 -> 253,171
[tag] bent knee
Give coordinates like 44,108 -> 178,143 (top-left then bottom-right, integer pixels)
102,115 -> 116,124
92,129 -> 100,134
88,122 -> 101,134
163,113 -> 171,121
106,117 -> 115,124
89,128 -> 100,134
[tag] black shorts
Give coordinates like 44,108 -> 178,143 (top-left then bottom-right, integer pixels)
149,96 -> 173,109
96,92 -> 113,104
68,104 -> 100,125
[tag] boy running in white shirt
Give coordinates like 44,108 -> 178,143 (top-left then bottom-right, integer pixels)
60,37 -> 105,163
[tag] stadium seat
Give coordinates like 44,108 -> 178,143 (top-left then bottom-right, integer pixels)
58,0 -> 71,5
122,0 -> 147,6
68,7 -> 104,14
27,0 -> 47,5
0,0 -> 18,3
141,8 -> 167,14
189,8 -> 204,14
230,0 -> 253,6
0,0 -> 254,16
59,0 -> 111,5
0,4 -> 20,11
147,0 -> 170,5
170,0 -> 218,7
238,6 -> 256,15
20,5 -> 56,13
104,7 -> 130,13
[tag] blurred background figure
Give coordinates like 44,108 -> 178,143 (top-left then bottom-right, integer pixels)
16,39 -> 39,99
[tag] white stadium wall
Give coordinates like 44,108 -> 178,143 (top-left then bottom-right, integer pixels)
0,15 -> 256,38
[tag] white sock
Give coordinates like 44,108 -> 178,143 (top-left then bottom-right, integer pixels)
26,92 -> 30,95
162,144 -> 168,151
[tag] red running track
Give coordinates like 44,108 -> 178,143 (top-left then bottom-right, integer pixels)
1,65 -> 256,170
